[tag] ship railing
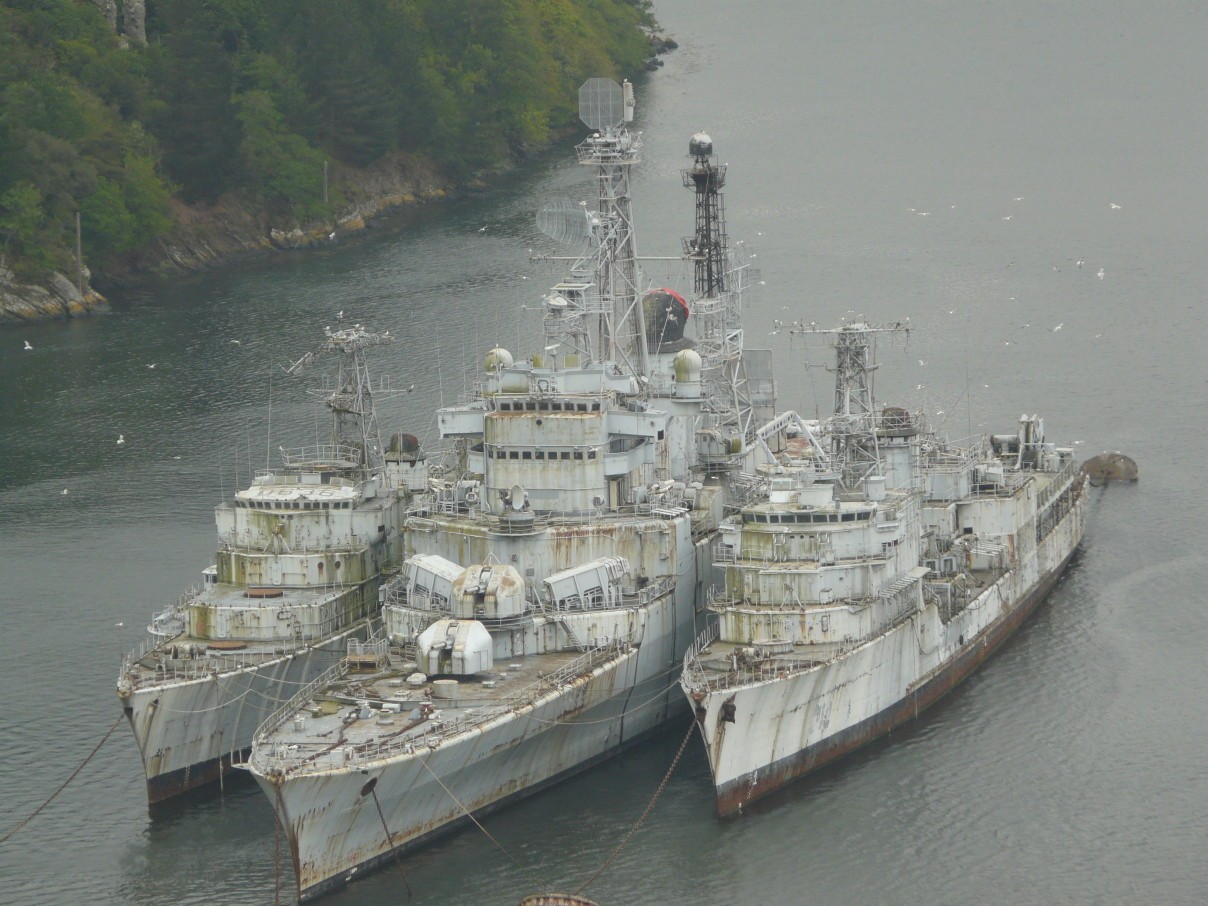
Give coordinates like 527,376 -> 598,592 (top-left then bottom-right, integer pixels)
680,623 -> 721,689
254,658 -> 353,743
623,575 -> 675,606
121,614 -> 372,685
123,644 -> 290,684
279,444 -> 361,470
405,500 -> 691,527
711,541 -> 737,563
255,640 -> 632,772
252,614 -> 388,740
1036,458 -> 1081,511
683,641 -> 854,693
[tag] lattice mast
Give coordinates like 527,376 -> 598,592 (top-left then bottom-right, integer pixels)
683,133 -> 728,298
285,318 -> 400,475
575,78 -> 649,377
681,133 -> 752,438
797,321 -> 909,490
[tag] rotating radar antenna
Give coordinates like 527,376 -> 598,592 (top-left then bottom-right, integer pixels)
578,77 -> 633,131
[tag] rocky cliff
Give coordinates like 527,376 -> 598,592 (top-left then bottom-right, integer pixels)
1,150 -> 452,325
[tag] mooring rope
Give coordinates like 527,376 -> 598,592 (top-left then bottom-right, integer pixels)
574,716 -> 697,897
417,752 -> 517,863
365,781 -> 413,898
0,712 -> 124,845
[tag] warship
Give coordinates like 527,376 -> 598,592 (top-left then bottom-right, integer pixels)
117,322 -> 423,803
681,322 -> 1088,815
245,78 -> 789,900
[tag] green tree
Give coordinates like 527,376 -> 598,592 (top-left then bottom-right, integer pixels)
0,181 -> 54,277
234,89 -> 330,221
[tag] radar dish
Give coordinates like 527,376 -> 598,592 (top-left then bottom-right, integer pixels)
509,484 -> 527,511
537,197 -> 592,245
579,78 -> 624,131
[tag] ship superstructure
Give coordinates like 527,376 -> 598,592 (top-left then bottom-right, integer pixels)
681,322 -> 1087,814
246,79 -> 795,900
117,322 -> 424,803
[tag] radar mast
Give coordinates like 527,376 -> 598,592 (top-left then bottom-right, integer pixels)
284,318 -> 399,475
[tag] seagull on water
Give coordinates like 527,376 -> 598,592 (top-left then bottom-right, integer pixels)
117,434 -> 125,445
1110,203 -> 1122,210
24,340 -> 33,350
61,488 -> 69,495
229,339 -> 241,345
1097,268 -> 1105,280
146,363 -> 157,369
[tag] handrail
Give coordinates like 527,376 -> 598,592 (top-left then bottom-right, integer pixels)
251,639 -> 633,773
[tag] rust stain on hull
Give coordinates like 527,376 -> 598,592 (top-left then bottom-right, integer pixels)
715,548 -> 1078,817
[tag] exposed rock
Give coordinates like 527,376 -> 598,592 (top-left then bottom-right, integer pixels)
92,0 -> 117,31
2,150 -> 458,323
123,0 -> 147,45
0,266 -> 106,324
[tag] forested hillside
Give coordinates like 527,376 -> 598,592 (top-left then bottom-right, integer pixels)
0,0 -> 657,290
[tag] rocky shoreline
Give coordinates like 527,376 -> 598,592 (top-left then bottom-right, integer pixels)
0,150 -> 457,326
3,34 -> 680,328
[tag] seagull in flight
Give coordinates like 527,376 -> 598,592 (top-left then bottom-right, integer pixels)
1053,323 -> 1064,331
24,340 -> 33,350
146,363 -> 157,369
1110,203 -> 1122,209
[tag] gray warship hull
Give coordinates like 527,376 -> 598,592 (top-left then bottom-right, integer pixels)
120,626 -> 363,803
716,543 -> 1080,815
255,614 -> 687,901
686,459 -> 1087,816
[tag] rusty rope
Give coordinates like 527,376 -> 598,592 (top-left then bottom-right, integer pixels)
366,780 -> 413,897
273,784 -> 282,906
573,716 -> 697,897
0,712 -> 124,845
417,752 -> 517,863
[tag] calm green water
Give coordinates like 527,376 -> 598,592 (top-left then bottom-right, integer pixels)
2,2 -> 1205,903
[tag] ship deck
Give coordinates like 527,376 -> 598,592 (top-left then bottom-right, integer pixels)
254,644 -> 626,776
688,565 -> 1004,691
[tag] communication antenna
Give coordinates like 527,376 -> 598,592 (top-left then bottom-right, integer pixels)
283,321 -> 400,474
537,197 -> 593,246
572,78 -> 646,377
